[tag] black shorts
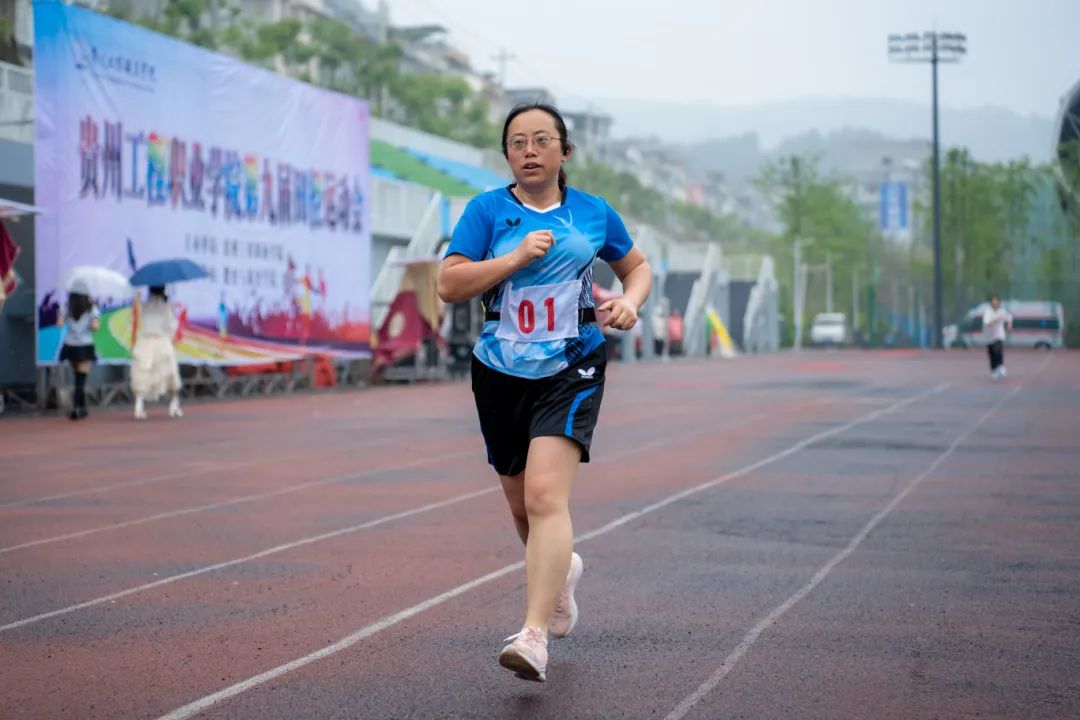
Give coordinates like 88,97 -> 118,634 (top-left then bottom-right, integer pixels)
59,344 -> 97,364
471,343 -> 607,476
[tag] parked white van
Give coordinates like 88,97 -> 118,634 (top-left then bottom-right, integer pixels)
809,312 -> 849,346
949,300 -> 1064,350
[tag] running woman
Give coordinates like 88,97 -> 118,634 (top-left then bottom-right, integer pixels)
983,294 -> 1012,379
437,104 -> 652,682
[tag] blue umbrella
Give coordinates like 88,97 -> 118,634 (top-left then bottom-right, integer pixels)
129,258 -> 209,287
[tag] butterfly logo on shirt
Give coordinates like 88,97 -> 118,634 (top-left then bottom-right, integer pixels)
505,218 -> 522,228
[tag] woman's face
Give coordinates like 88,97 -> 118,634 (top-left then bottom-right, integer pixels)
505,109 -> 569,188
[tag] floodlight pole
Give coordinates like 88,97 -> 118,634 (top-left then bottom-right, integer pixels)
930,32 -> 943,349
889,31 -> 965,349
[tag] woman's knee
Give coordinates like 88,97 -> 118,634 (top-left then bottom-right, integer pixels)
523,481 -> 570,519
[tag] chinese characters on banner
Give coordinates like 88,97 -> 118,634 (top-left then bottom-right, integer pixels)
77,116 -> 365,233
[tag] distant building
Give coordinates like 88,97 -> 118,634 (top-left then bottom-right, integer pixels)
563,109 -> 613,156
506,87 -> 558,108
848,141 -> 930,246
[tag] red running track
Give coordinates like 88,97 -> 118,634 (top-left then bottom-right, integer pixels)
1,349 -> 1077,719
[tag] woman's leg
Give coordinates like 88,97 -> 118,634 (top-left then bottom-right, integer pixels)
989,341 -> 1004,373
500,472 -> 528,544
521,435 -> 580,631
169,389 -> 183,418
72,360 -> 90,414
167,355 -> 183,417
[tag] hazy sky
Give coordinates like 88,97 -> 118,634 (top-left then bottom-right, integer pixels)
388,0 -> 1079,119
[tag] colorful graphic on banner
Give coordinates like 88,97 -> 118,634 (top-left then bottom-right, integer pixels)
33,1 -> 372,364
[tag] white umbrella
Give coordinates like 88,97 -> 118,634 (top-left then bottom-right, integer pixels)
0,198 -> 45,219
58,266 -> 134,299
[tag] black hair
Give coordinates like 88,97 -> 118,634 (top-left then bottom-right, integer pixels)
149,285 -> 168,301
67,292 -> 91,321
989,293 -> 1000,302
501,103 -> 573,190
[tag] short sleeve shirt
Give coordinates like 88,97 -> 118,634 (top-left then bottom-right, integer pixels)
445,186 -> 633,379
64,305 -> 100,347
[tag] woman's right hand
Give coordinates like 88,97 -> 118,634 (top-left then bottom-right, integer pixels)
512,230 -> 555,269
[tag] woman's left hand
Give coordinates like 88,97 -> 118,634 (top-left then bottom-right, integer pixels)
598,297 -> 638,331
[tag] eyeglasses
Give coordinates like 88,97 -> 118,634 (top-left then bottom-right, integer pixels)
507,135 -> 560,152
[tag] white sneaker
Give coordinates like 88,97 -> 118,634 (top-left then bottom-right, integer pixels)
134,397 -> 147,420
499,626 -> 548,682
999,366 -> 1007,377
548,552 -> 583,638
168,397 -> 183,418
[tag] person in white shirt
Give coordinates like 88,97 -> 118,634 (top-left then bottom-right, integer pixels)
982,295 -> 1012,379
131,285 -> 183,419
56,280 -> 100,420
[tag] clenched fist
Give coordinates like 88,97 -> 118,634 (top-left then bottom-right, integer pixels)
512,230 -> 556,268
598,297 -> 638,330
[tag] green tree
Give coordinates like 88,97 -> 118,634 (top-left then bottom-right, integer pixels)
571,158 -> 667,221
306,17 -> 363,92
107,0 -> 221,48
353,39 -> 402,116
388,73 -> 498,148
756,156 -> 879,341
924,149 -> 1042,319
220,18 -> 314,71
0,15 -> 17,65
1056,139 -> 1080,238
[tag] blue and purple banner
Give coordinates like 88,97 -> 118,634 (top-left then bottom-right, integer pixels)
34,1 -> 372,364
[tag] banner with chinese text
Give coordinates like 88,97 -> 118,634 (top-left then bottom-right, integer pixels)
34,1 -> 371,364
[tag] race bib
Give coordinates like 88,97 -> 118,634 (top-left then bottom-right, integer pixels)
495,279 -> 582,343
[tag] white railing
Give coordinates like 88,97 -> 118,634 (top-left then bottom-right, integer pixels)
0,61 -> 33,144
682,242 -> 723,358
370,191 -> 445,329
370,175 -> 434,240
743,255 -> 780,354
369,245 -> 406,333
447,195 -> 469,231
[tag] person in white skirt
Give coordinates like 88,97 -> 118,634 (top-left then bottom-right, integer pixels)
131,285 -> 183,419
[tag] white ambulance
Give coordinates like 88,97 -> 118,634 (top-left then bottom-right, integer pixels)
950,300 -> 1065,349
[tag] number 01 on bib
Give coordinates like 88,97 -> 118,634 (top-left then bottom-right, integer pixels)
495,280 -> 582,343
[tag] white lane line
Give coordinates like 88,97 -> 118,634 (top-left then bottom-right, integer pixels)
0,461 -> 258,510
663,373 -> 1044,720
0,391 -> 692,510
0,434 -> 396,509
0,486 -> 498,634
0,394 -> 759,554
0,386 -> 816,557
151,384 -> 947,720
0,450 -> 478,555
154,560 -> 526,720
0,394 -> 819,633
